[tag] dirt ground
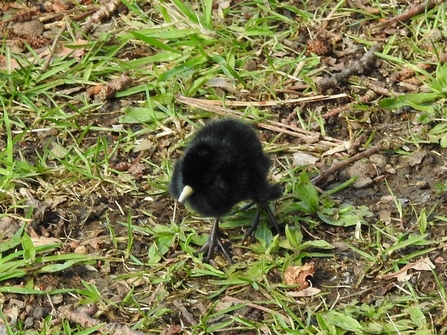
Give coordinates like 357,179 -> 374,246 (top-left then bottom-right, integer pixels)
1,0 -> 447,334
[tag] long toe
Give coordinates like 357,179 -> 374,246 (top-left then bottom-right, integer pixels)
196,231 -> 233,263
243,203 -> 280,242
194,241 -> 210,258
242,206 -> 261,242
230,201 -> 256,215
195,218 -> 234,263
215,238 -> 234,263
262,203 -> 280,235
198,219 -> 220,261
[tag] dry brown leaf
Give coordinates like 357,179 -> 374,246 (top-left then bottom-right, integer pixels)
161,324 -> 182,335
72,39 -> 89,60
377,257 -> 435,281
31,236 -> 61,247
46,195 -> 68,208
57,39 -> 89,60
113,161 -> 132,172
67,240 -> 81,249
52,0 -> 70,12
0,54 -> 21,70
286,286 -> 321,298
133,138 -> 153,153
126,276 -> 146,287
284,262 -> 315,290
127,162 -> 147,177
206,77 -> 238,95
86,84 -> 102,97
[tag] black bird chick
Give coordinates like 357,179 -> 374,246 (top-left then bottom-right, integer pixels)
169,119 -> 282,262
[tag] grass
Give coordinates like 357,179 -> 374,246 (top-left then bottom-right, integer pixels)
1,0 -> 447,334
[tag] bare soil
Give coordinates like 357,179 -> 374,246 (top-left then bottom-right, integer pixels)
1,1 -> 447,334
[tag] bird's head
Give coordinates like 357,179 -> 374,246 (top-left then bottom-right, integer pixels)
178,141 -> 219,203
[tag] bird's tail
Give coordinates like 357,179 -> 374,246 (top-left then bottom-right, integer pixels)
266,183 -> 283,201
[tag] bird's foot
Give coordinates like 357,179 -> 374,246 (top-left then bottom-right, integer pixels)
242,203 -> 280,242
242,206 -> 261,242
194,218 -> 234,263
263,203 -> 281,234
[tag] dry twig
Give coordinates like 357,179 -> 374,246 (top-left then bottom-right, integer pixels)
322,89 -> 378,119
177,93 -> 346,107
376,0 -> 444,27
176,95 -> 343,145
316,44 -> 382,92
41,20 -> 66,72
58,304 -> 148,335
222,296 -> 291,326
311,145 -> 381,186
80,0 -> 121,35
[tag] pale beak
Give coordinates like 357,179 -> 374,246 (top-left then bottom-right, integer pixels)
178,185 -> 194,203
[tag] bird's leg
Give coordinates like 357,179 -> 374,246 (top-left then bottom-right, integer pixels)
195,218 -> 234,263
215,234 -> 233,263
242,206 -> 261,242
230,201 -> 256,215
242,203 -> 280,241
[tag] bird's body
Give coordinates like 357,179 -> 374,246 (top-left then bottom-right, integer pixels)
170,119 -> 282,262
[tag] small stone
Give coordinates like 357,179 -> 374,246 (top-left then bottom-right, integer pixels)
74,245 -> 88,254
369,154 -> 387,168
12,20 -> 44,39
242,59 -> 257,71
24,317 -> 34,329
32,306 -> 48,319
408,151 -> 426,167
